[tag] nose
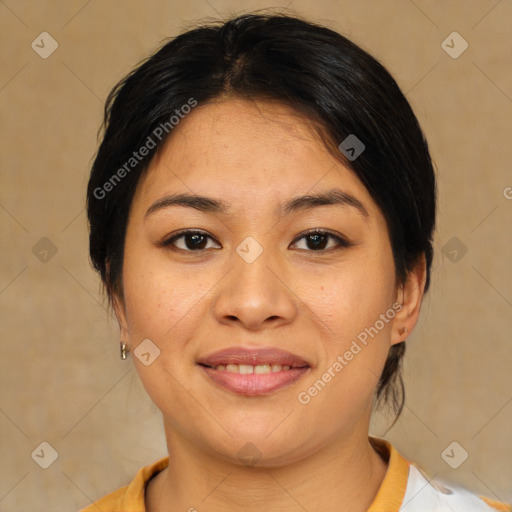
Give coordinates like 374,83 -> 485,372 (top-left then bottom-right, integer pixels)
211,247 -> 298,331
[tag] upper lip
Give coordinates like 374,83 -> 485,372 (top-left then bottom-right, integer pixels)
197,347 -> 311,368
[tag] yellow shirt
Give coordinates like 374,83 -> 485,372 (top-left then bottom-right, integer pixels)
79,437 -> 511,512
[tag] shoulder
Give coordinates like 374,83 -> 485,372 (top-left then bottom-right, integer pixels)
78,485 -> 128,511
77,456 -> 169,512
368,437 -> 510,512
401,463 -> 511,512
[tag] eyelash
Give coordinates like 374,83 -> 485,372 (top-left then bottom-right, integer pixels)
161,228 -> 353,253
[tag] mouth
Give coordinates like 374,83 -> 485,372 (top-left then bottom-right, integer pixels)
197,347 -> 312,396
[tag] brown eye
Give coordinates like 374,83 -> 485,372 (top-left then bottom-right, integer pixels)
291,230 -> 352,252
162,230 -> 221,251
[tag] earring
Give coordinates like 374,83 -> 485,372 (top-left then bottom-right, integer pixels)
400,327 -> 408,336
120,341 -> 129,360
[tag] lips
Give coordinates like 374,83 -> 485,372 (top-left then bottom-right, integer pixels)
197,347 -> 311,368
197,347 -> 311,396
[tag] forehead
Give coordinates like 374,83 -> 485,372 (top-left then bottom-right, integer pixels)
133,98 -> 377,217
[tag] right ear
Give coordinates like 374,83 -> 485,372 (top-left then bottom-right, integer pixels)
112,293 -> 129,341
106,260 -> 129,341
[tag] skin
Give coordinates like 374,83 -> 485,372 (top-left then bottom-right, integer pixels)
113,97 -> 426,512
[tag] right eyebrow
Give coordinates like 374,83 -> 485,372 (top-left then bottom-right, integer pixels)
145,193 -> 231,218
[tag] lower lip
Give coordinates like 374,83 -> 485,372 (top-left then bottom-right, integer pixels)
199,365 -> 310,396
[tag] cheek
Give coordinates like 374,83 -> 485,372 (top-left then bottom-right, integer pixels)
122,247 -> 208,341
307,250 -> 395,340
120,251 -> 206,415
300,245 -> 396,399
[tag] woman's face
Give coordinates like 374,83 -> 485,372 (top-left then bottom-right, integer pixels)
115,98 -> 413,466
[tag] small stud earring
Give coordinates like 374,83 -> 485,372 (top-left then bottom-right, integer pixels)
120,341 -> 129,360
400,327 -> 408,336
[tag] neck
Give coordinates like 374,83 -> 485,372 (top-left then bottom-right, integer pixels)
146,420 -> 388,512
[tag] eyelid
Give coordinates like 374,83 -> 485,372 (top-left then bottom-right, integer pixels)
161,229 -> 220,249
162,228 -> 352,252
290,228 -> 353,249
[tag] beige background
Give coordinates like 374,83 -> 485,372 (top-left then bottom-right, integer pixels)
1,0 -> 511,510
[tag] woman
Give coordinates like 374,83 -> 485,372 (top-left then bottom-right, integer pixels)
82,13 -> 509,512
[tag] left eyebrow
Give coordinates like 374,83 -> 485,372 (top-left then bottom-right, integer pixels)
144,188 -> 369,219
280,189 -> 369,217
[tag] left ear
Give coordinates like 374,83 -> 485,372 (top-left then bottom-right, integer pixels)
391,253 -> 427,346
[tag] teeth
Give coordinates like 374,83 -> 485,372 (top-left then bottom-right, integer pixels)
213,363 -> 294,373
239,364 -> 253,374
254,364 -> 271,374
